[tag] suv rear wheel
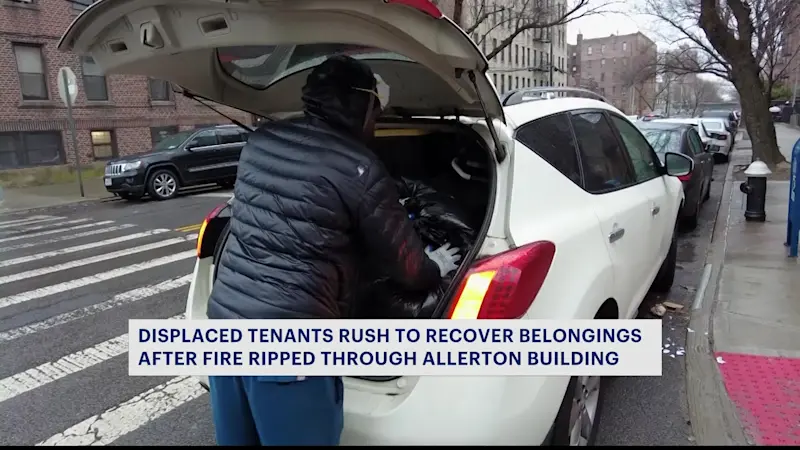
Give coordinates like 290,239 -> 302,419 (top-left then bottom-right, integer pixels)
147,169 -> 180,200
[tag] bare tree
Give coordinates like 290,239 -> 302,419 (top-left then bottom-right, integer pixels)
450,0 -> 617,61
639,0 -> 800,166
673,74 -> 725,116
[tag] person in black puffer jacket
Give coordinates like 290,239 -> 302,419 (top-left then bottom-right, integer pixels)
205,55 -> 461,447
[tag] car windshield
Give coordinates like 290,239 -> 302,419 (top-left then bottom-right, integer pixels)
641,129 -> 682,157
152,131 -> 194,152
217,44 -> 413,90
702,120 -> 724,131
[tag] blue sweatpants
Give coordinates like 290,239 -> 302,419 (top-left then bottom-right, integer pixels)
208,375 -> 344,446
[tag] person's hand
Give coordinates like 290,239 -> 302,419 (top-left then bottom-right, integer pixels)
425,243 -> 461,277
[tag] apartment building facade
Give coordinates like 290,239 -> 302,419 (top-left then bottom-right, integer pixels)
436,0 -> 569,96
0,0 -> 249,171
568,32 -> 658,114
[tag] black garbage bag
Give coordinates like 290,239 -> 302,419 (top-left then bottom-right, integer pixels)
396,177 -> 475,250
353,178 -> 475,319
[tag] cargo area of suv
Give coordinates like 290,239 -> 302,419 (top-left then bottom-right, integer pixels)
207,121 -> 496,322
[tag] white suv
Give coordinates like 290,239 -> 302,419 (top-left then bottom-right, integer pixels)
61,0 -> 693,445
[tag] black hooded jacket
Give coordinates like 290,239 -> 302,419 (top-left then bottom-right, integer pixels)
206,56 -> 441,320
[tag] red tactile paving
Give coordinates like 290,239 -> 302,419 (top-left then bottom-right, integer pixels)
716,352 -> 800,445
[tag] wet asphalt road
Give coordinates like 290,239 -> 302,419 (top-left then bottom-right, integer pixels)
0,164 -> 727,446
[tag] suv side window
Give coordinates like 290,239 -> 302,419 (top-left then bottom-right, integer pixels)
686,129 -> 704,155
514,113 -> 582,186
187,130 -> 217,149
570,111 -> 635,192
217,128 -> 246,145
610,115 -> 661,183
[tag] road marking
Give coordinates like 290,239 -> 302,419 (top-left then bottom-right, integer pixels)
6,218 -> 90,234
0,314 -> 183,404
0,274 -> 192,343
176,223 -> 202,232
0,221 -> 115,244
0,215 -> 63,229
37,376 -> 206,446
0,235 -> 198,285
0,229 -> 173,268
0,224 -> 137,253
0,250 -> 196,310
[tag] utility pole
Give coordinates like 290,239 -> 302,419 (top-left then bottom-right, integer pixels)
549,26 -> 554,86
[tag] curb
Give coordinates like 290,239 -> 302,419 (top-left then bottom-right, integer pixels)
685,152 -> 749,445
0,195 -> 117,215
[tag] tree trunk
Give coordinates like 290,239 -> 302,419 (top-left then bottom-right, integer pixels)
731,65 -> 785,166
452,0 -> 463,27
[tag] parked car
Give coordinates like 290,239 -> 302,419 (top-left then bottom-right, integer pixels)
699,109 -> 738,139
650,117 -> 726,159
635,121 -> 714,229
63,1 -> 694,446
102,125 -> 249,201
699,118 -> 734,161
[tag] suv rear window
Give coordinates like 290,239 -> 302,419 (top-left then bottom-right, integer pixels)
217,44 -> 413,90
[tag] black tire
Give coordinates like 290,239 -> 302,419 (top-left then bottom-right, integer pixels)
651,231 -> 677,293
702,178 -> 711,203
147,169 -> 180,200
550,372 -> 605,446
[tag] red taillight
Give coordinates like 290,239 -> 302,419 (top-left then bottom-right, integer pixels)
385,0 -> 443,18
678,174 -> 692,182
447,241 -> 556,320
196,203 -> 228,258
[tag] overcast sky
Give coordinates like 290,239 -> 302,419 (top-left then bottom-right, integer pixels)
566,7 -> 654,45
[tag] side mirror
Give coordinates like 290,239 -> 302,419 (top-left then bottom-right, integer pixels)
664,151 -> 694,177
185,140 -> 198,151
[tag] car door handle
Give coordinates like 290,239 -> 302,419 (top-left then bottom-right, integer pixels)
609,228 -> 625,243
651,205 -> 661,216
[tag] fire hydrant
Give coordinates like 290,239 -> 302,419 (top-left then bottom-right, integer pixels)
739,160 -> 772,222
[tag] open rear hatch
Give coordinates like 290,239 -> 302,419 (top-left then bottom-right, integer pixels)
59,0 -> 504,127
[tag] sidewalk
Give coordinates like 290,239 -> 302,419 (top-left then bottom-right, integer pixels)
0,178 -> 113,213
688,126 -> 800,445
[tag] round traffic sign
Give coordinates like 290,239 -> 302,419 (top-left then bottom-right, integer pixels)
57,66 -> 79,106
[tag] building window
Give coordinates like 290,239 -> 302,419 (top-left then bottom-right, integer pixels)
587,46 -> 592,55
601,44 -> 606,54
0,131 -> 64,169
601,59 -> 606,66
515,45 -> 519,65
493,73 -> 498,87
13,44 -> 48,101
90,130 -> 115,160
149,78 -> 172,101
81,56 -> 108,101
150,126 -> 180,144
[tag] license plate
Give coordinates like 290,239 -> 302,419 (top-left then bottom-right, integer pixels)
104,178 -> 112,186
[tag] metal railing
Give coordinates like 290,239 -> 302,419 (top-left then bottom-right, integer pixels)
501,87 -> 609,107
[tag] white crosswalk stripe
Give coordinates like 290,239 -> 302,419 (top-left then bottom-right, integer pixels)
0,211 -> 215,446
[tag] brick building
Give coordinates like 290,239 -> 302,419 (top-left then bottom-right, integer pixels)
567,32 -> 658,114
434,0 -> 569,95
0,0 -> 250,170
